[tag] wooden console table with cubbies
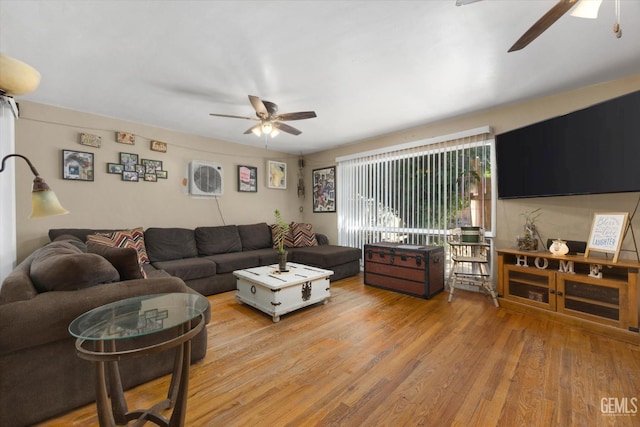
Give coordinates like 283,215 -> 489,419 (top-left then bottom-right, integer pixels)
497,249 -> 640,343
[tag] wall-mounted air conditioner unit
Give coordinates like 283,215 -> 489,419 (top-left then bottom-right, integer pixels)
189,161 -> 223,197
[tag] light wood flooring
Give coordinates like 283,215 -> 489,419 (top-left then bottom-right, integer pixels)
40,273 -> 640,426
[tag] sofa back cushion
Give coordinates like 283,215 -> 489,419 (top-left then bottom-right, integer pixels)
29,241 -> 120,292
238,222 -> 273,250
87,241 -> 144,281
195,226 -> 242,255
144,228 -> 198,262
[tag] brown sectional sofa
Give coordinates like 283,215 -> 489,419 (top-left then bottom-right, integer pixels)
49,222 -> 362,297
0,222 -> 360,426
0,239 -> 211,427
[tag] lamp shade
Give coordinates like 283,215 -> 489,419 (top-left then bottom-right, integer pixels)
0,54 -> 41,95
30,188 -> 69,219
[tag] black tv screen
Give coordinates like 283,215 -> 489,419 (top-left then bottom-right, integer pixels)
496,90 -> 640,199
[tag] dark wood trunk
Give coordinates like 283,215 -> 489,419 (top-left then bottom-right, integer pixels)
364,242 -> 444,299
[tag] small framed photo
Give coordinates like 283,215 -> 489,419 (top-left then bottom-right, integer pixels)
79,133 -> 101,148
135,164 -> 146,176
156,170 -> 168,179
116,132 -> 135,145
238,165 -> 257,192
62,150 -> 94,181
142,159 -> 162,173
313,166 -> 336,212
144,174 -> 157,182
150,140 -> 167,153
267,160 -> 286,189
120,152 -> 138,171
107,163 -> 124,174
122,171 -> 139,182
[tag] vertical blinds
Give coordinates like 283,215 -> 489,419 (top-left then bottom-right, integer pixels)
336,127 -> 494,255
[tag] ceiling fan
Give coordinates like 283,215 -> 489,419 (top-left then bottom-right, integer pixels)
209,95 -> 317,138
456,0 -> 618,52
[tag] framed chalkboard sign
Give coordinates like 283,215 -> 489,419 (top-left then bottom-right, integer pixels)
585,212 -> 629,263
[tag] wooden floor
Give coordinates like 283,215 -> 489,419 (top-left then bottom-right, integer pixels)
40,273 -> 640,426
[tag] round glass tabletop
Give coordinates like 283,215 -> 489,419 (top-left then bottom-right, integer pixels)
69,293 -> 208,341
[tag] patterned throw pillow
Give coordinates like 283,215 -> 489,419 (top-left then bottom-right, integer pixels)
270,223 -> 294,250
87,227 -> 149,278
290,222 -> 318,247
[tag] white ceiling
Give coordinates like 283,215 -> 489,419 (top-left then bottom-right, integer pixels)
1,0 -> 639,154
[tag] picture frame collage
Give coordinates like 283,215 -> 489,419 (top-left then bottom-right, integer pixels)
108,152 -> 167,182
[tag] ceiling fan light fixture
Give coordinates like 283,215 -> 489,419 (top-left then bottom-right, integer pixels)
251,126 -> 262,137
262,121 -> 273,135
570,0 -> 602,19
270,128 -> 280,138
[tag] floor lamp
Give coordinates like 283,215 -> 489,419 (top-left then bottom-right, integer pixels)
0,154 -> 69,218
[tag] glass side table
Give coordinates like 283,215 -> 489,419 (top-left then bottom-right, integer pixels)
69,293 -> 208,427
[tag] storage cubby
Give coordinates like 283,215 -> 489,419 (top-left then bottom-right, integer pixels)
497,249 -> 640,342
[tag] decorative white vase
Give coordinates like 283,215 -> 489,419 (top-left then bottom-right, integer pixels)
549,239 -> 569,256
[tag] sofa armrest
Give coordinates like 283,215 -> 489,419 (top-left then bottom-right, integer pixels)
315,233 -> 330,245
0,276 -> 205,356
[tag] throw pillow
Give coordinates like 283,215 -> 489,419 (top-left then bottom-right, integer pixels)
87,241 -> 145,280
270,222 -> 294,250
30,241 -> 120,292
87,227 -> 150,272
291,222 -> 318,247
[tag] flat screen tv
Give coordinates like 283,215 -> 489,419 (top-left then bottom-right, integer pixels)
495,90 -> 640,199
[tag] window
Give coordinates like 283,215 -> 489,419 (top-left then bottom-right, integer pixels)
336,127 -> 495,259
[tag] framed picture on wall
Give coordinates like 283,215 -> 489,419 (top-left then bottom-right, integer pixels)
267,160 -> 286,189
313,166 -> 336,212
238,165 -> 257,192
120,152 -> 138,171
62,150 -> 94,181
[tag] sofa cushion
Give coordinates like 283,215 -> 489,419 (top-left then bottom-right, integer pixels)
204,251 -> 260,274
150,258 -> 216,281
238,222 -> 273,250
270,223 -> 294,249
144,228 -> 198,262
290,245 -> 361,268
30,242 -> 120,292
195,226 -> 242,256
87,241 -> 144,281
87,227 -> 150,266
290,222 -> 318,247
251,248 -> 280,265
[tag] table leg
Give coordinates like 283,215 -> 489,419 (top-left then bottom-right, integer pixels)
168,320 -> 192,427
94,341 -> 116,427
167,326 -> 185,407
106,339 -> 128,424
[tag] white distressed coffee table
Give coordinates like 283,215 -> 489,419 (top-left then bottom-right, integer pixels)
234,263 -> 333,322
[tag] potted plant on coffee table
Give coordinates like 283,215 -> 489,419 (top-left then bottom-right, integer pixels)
274,209 -> 289,272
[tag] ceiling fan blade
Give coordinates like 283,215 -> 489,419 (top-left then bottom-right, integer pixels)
456,0 -> 483,6
508,0 -> 579,52
209,113 -> 257,121
273,121 -> 302,136
249,95 -> 269,119
274,111 -> 317,121
243,123 -> 261,135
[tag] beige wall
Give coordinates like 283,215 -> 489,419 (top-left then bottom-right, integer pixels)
303,74 -> 640,259
14,101 -> 305,262
13,73 -> 640,263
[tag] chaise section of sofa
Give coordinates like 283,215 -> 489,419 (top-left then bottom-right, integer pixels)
0,238 -> 210,427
